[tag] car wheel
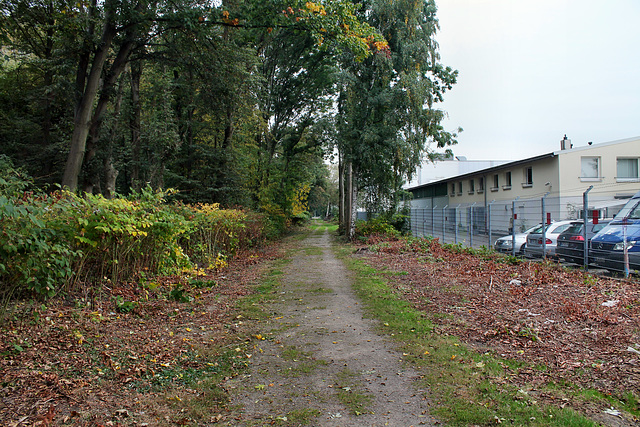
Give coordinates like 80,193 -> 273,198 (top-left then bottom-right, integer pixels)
518,244 -> 526,255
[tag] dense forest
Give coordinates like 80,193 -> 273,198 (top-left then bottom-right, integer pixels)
0,0 -> 459,235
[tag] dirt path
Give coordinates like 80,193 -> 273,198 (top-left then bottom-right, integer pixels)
223,228 -> 436,426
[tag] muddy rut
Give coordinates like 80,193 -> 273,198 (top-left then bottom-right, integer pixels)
223,228 -> 437,426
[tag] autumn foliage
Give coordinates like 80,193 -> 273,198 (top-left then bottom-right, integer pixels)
0,167 -> 272,306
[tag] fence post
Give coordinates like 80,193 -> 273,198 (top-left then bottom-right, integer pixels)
542,192 -> 550,259
455,205 -> 460,244
488,200 -> 495,250
442,205 -> 448,244
511,199 -> 516,256
469,202 -> 476,248
624,222 -> 630,278
422,208 -> 426,237
583,186 -> 593,270
432,205 -> 437,237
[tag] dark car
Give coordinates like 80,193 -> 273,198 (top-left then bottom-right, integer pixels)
590,190 -> 640,274
556,219 -> 611,264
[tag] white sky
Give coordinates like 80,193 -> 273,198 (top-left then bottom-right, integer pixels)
433,0 -> 640,160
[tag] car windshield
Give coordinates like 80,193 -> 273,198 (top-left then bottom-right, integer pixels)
530,223 -> 571,234
523,224 -> 541,233
592,223 -> 608,233
564,223 -> 583,234
551,224 -> 571,234
616,199 -> 640,220
530,224 -> 545,234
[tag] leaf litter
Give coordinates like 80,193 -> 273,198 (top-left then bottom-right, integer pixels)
0,244 -> 282,426
357,236 -> 640,422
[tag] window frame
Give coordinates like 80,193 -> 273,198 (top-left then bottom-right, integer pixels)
580,156 -> 601,181
491,174 -> 499,192
522,166 -> 533,187
503,171 -> 512,190
616,157 -> 640,182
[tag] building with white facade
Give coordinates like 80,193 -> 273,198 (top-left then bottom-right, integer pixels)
407,136 -> 640,235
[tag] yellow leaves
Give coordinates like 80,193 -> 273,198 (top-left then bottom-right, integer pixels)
254,334 -> 265,340
373,41 -> 388,51
289,183 -> 310,217
90,311 -> 103,322
72,330 -> 84,345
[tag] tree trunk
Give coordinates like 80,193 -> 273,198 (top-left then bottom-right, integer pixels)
349,175 -> 357,240
130,60 -> 142,190
338,155 -> 345,235
103,158 -> 119,199
102,77 -> 125,199
344,161 -> 353,240
62,8 -> 118,191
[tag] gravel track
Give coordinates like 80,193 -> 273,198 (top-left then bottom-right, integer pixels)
224,228 -> 436,426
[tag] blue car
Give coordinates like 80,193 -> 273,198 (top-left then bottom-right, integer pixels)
590,190 -> 640,273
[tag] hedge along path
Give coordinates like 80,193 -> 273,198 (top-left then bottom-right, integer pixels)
223,227 -> 436,426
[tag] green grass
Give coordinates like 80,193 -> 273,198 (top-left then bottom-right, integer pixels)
161,255 -> 293,422
303,246 -> 323,256
335,368 -> 373,415
334,244 -> 604,426
264,408 -> 322,425
279,345 -> 328,377
309,219 -> 339,234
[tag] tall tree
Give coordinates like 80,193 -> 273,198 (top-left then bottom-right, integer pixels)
336,0 -> 459,238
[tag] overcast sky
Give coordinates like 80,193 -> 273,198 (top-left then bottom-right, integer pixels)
432,0 -> 640,161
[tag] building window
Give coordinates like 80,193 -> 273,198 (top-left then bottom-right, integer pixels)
617,158 -> 640,181
491,174 -> 499,191
468,179 -> 475,194
503,171 -> 512,190
457,181 -> 463,195
450,182 -> 456,196
478,177 -> 484,193
522,167 -> 533,187
581,156 -> 601,180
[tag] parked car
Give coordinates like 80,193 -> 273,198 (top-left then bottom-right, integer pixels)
590,190 -> 640,273
494,224 -> 540,255
556,219 -> 612,264
524,220 -> 575,258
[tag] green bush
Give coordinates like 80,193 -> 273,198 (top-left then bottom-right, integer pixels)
0,158 -> 77,303
354,217 -> 400,240
0,168 -> 271,306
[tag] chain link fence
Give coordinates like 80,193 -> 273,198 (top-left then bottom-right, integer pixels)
408,187 -> 637,276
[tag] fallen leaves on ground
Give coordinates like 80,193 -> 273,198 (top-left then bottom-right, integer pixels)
357,237 -> 640,417
0,244 -> 282,426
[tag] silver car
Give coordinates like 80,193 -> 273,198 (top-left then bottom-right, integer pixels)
524,220 -> 575,258
494,224 -> 540,255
